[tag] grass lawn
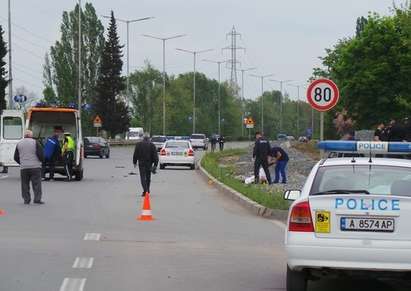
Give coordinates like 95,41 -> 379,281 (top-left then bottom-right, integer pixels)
201,149 -> 290,210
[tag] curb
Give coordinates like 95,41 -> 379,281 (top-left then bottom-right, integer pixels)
197,162 -> 289,222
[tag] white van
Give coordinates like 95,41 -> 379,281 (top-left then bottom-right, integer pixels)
127,127 -> 144,141
0,110 -> 25,173
26,107 -> 84,181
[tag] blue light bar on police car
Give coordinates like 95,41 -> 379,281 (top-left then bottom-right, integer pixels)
318,141 -> 411,154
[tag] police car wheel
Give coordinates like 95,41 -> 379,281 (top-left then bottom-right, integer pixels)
160,164 -> 165,170
286,266 -> 307,291
190,164 -> 195,170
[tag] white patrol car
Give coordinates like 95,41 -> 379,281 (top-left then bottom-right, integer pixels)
284,141 -> 411,291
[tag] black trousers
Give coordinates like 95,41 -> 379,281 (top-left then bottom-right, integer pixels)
42,157 -> 56,179
254,158 -> 272,184
139,164 -> 152,194
21,168 -> 42,203
64,151 -> 74,181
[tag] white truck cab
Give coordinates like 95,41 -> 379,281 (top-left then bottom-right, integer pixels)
0,110 -> 25,173
284,141 -> 411,291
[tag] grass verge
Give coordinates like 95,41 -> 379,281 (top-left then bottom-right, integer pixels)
201,149 -> 290,210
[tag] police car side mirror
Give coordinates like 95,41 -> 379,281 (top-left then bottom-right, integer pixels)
284,190 -> 301,201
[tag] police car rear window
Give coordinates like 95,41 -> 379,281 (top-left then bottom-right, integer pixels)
190,134 -> 205,139
310,165 -> 411,197
166,141 -> 189,149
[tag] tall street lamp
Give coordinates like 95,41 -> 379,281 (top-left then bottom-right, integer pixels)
7,0 -> 13,108
143,34 -> 186,135
203,59 -> 227,135
78,0 -> 82,119
250,73 -> 274,132
237,67 -> 256,136
103,15 -> 154,108
269,79 -> 293,133
176,48 -> 213,133
288,84 -> 301,136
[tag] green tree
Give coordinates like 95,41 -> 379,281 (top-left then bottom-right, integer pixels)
94,11 -> 129,138
129,61 -> 164,134
0,25 -> 7,114
313,4 -> 411,130
47,3 -> 104,105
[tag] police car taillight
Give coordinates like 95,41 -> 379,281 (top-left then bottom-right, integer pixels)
160,149 -> 166,156
188,149 -> 194,156
289,201 -> 314,232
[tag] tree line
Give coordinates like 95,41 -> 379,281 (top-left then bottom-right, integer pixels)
312,3 -> 411,138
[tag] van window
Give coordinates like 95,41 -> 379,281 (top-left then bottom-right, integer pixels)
3,117 -> 23,140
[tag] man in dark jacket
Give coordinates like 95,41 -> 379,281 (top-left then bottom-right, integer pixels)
133,134 -> 159,197
42,126 -> 62,180
14,130 -> 45,204
253,131 -> 271,184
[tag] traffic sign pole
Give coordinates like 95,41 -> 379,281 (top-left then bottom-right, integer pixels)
306,78 -> 340,141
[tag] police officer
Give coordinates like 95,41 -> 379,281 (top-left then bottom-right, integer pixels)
133,133 -> 159,197
253,131 -> 271,184
42,126 -> 62,180
62,132 -> 76,181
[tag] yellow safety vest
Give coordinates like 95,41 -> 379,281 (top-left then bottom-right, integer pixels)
62,136 -> 76,153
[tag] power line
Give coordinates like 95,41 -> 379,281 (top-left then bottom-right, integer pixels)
14,66 -> 40,80
0,15 -> 53,44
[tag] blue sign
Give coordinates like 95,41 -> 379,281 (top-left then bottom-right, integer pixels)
13,95 -> 27,103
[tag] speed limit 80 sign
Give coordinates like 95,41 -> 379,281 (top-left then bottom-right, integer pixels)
306,78 -> 339,112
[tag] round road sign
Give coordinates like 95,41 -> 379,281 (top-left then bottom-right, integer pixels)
306,79 -> 339,112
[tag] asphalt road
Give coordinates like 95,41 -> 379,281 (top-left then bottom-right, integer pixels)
0,146 -> 408,291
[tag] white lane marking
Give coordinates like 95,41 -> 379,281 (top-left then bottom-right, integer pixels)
0,175 -> 8,179
59,278 -> 86,291
72,257 -> 94,269
83,233 -> 101,241
271,220 -> 286,230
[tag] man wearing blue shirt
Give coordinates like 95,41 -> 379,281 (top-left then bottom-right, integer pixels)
42,126 -> 62,181
271,146 -> 289,184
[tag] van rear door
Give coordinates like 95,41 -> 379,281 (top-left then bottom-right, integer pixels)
0,110 -> 25,168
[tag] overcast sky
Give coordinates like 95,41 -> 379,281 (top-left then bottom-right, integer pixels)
0,0 -> 398,101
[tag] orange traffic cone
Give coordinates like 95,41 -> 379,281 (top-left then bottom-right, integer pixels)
138,192 -> 154,221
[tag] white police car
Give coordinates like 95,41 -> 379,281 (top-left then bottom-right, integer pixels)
284,141 -> 411,291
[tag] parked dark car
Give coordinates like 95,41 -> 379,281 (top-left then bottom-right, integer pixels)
84,137 -> 110,159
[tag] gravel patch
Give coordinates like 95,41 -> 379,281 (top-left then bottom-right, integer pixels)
232,141 -> 317,191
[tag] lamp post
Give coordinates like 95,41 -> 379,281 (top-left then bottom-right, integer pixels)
203,59 -> 227,135
176,48 -> 213,133
288,84 -> 301,136
143,34 -> 186,135
7,0 -> 13,108
78,0 -> 82,119
250,73 -> 274,132
269,79 -> 293,133
237,67 -> 256,136
103,15 -> 154,108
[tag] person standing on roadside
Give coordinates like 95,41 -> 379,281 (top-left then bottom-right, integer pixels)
62,132 -> 76,181
14,130 -> 45,204
374,123 -> 387,141
271,146 -> 289,184
218,135 -> 225,151
133,133 -> 159,197
253,131 -> 271,184
42,126 -> 62,181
